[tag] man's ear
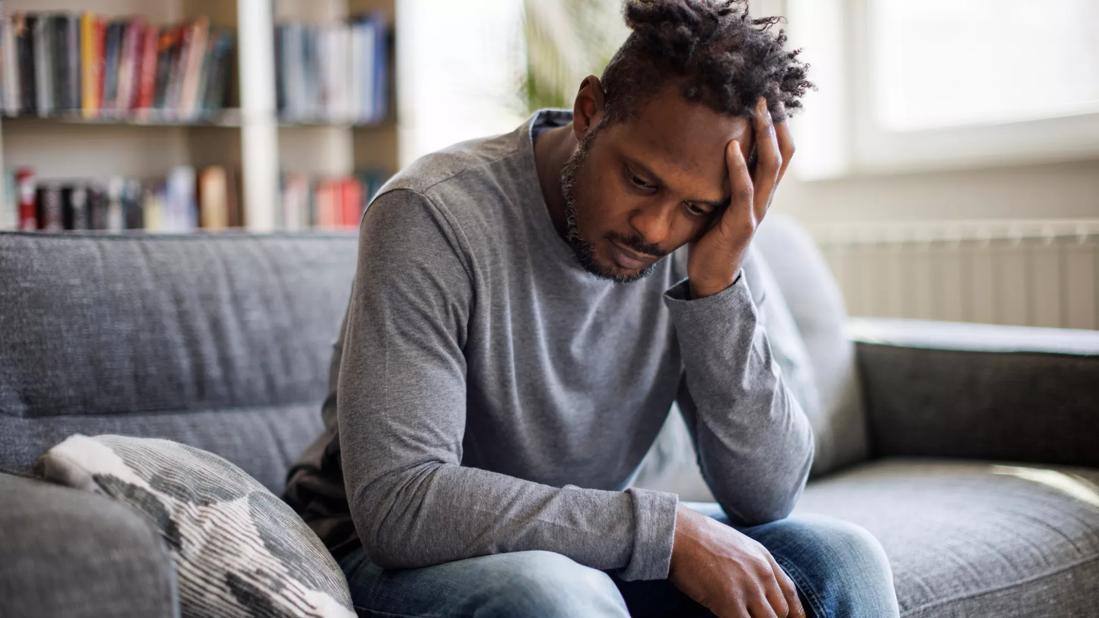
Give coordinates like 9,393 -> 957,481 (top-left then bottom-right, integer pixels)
572,75 -> 606,142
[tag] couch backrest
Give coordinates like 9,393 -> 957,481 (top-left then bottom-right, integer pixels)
0,230 -> 358,493
755,213 -> 869,476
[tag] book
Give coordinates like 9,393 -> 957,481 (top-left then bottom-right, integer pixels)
122,178 -> 143,229
48,16 -> 64,111
280,171 -> 309,230
201,30 -> 232,113
197,165 -> 227,229
101,20 -> 123,114
61,183 -> 88,230
0,169 -> 16,229
165,166 -> 195,231
114,17 -> 144,112
142,182 -> 162,231
36,183 -> 63,230
135,23 -> 157,111
32,13 -> 51,116
62,14 -> 80,112
370,14 -> 388,124
340,177 -> 362,227
164,21 -> 191,113
16,167 -> 36,230
87,183 -> 107,229
79,11 -> 101,117
105,176 -> 123,231
1,15 -> 21,114
178,16 -> 207,117
153,25 -> 180,110
225,165 -> 243,228
15,13 -> 36,114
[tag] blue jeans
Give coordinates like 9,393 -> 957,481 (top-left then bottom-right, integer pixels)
337,506 -> 901,617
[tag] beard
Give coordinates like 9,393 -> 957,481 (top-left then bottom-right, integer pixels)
558,127 -> 665,284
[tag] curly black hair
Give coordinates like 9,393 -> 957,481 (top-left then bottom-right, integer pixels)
599,0 -> 813,124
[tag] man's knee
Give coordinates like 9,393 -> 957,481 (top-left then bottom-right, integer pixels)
478,550 -> 629,618
796,515 -> 892,573
759,515 -> 900,618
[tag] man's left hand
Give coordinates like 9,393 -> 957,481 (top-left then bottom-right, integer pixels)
687,96 -> 795,299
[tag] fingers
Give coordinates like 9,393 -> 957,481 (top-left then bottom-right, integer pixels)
746,592 -> 781,618
766,552 -> 805,618
750,97 -> 783,223
721,139 -> 755,238
773,101 -> 796,184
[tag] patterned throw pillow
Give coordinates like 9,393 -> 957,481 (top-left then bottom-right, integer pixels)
35,434 -> 355,618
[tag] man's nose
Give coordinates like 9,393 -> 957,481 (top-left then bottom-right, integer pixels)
627,201 -> 677,251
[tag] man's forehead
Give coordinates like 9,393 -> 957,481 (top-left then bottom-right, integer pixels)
607,97 -> 752,200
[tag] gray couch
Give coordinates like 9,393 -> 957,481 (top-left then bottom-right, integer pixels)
1,217 -> 1096,618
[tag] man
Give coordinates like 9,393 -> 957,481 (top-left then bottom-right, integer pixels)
285,1 -> 901,616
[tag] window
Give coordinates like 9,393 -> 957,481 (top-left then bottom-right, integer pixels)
871,0 -> 1099,131
786,0 -> 1099,178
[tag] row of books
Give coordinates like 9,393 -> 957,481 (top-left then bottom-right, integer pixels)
276,16 -> 389,125
0,11 -> 233,119
1,166 -> 391,232
5,165 -> 242,232
279,169 -> 389,230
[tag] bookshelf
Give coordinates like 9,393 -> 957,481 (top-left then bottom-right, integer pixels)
0,0 -> 397,232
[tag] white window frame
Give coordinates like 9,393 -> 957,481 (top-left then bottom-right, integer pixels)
785,0 -> 1099,180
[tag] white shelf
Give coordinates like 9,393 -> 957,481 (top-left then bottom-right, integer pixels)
0,0 -> 399,232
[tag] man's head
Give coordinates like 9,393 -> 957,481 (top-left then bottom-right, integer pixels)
558,0 -> 811,283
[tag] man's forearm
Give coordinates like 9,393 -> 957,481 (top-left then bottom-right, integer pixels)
664,274 -> 814,525
342,443 -> 678,580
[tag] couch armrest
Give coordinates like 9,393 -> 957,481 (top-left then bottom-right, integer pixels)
0,471 -> 178,618
849,318 -> 1099,468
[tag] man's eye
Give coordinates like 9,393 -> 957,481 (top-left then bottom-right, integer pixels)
683,202 -> 710,217
629,174 -> 652,189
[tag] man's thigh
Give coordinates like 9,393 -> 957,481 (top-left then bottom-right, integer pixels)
337,505 -> 897,618
338,547 -> 630,618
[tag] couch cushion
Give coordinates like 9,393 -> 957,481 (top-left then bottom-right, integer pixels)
0,231 -> 358,493
795,458 -> 1099,617
755,213 -> 869,476
0,471 -> 178,618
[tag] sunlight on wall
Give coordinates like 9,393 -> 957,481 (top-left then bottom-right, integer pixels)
396,0 -> 527,166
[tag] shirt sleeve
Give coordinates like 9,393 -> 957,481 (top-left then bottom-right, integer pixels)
338,188 -> 678,580
663,250 -> 815,526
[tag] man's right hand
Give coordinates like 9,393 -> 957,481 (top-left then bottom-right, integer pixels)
668,505 -> 806,618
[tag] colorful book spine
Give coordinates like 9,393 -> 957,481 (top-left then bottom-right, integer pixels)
178,16 -> 208,117
80,12 -> 99,117
114,17 -> 143,112
16,168 -> 37,230
135,24 -> 158,111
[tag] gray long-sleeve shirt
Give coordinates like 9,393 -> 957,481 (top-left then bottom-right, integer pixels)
283,109 -> 814,582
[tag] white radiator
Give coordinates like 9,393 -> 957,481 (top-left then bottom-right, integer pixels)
806,219 -> 1099,329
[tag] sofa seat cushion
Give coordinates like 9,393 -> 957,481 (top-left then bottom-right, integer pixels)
795,458 -> 1099,618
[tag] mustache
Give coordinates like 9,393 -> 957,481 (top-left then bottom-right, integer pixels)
608,232 -> 667,259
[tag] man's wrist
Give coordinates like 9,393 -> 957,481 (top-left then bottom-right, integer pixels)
688,271 -> 742,299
